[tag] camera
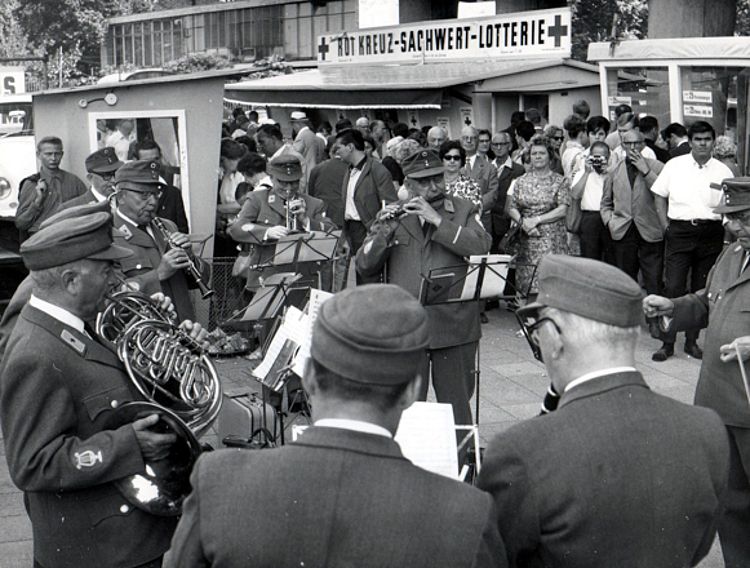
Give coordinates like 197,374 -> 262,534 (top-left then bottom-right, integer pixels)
590,155 -> 606,168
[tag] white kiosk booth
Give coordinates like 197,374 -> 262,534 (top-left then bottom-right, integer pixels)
588,37 -> 750,174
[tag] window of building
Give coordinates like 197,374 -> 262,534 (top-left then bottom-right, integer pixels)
606,67 -> 670,128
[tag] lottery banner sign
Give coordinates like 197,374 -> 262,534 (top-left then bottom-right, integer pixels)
317,7 -> 571,65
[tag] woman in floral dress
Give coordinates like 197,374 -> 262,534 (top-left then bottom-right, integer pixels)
506,135 -> 570,297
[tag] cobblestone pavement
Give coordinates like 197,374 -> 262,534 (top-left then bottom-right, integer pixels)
0,307 -> 725,567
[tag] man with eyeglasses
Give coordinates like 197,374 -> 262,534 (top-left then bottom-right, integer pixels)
489,132 -> 524,253
356,149 -> 490,431
15,136 -> 88,238
460,125 -> 499,209
644,179 -> 750,567
479,254 -> 729,568
648,121 -> 734,362
60,147 -> 122,210
112,160 -> 205,321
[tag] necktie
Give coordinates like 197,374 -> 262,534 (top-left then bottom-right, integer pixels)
741,252 -> 750,277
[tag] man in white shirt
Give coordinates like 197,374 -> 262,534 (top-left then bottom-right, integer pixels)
649,120 -> 734,362
105,119 -> 135,162
478,254 -> 729,568
166,284 -> 507,568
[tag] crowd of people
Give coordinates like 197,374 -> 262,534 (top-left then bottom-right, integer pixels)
1,97 -> 749,568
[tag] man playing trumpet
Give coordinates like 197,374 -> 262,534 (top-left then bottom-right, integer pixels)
643,178 -> 750,567
228,154 -> 335,286
112,160 -> 208,321
0,211 -> 208,568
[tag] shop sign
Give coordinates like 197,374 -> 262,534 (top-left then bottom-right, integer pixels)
316,8 -> 571,65
683,90 -> 713,104
683,104 -> 713,118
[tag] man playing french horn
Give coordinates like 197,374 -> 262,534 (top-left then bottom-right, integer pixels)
112,160 -> 209,322
0,211 -> 209,568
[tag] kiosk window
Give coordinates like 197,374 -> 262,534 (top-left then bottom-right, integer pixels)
680,66 -> 744,142
606,67 -> 670,127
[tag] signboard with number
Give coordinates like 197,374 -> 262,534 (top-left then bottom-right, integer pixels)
316,7 -> 571,66
683,104 -> 713,118
683,90 -> 712,104
0,67 -> 25,96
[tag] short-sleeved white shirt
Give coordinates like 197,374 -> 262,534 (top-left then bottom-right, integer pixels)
650,153 -> 733,221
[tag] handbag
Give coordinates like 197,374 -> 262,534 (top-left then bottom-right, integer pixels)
565,197 -> 583,234
498,220 -> 521,254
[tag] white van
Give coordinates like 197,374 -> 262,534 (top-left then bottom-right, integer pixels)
0,93 -> 36,221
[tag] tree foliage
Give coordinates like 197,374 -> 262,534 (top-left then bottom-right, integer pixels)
570,0 -> 648,61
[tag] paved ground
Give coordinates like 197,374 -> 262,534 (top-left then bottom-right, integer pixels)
0,306 -> 725,567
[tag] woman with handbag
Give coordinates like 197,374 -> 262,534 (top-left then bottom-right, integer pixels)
506,135 -> 570,299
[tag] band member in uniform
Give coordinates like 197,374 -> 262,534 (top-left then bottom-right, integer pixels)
479,255 -> 729,568
61,147 -> 123,209
0,212 -> 207,568
112,160 -> 207,322
228,154 -> 335,286
356,149 -> 491,428
166,284 -> 507,568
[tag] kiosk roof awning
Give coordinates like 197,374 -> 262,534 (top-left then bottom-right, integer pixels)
588,37 -> 750,62
224,59 -> 570,109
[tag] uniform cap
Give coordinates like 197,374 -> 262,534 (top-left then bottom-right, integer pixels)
114,160 -> 163,192
526,255 -> 643,327
40,200 -> 112,230
268,154 -> 303,182
712,178 -> 750,214
21,212 -> 133,270
401,149 -> 445,179
290,111 -> 307,121
85,147 -> 123,174
311,284 -> 430,385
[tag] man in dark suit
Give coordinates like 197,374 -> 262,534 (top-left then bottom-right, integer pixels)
479,255 -> 729,568
460,125 -> 499,216
307,143 -> 347,229
664,122 -> 691,158
133,140 -> 190,234
356,149 -> 491,428
0,212 -> 207,568
643,178 -> 750,567
640,115 -> 671,163
165,284 -> 507,568
61,147 -> 122,210
600,130 -> 667,293
489,131 -> 524,252
112,161 -> 206,322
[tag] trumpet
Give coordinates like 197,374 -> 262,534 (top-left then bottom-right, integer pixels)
285,198 -> 304,233
152,218 -> 214,299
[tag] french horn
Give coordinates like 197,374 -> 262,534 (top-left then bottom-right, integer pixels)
97,291 -> 222,516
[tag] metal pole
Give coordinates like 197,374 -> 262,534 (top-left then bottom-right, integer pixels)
58,47 -> 63,88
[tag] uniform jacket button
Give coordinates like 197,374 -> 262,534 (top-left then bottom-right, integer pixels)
136,264 -> 142,269
120,504 -> 130,514
110,400 -> 119,409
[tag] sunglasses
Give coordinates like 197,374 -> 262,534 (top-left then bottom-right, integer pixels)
515,305 -> 562,362
552,136 -> 564,141
443,154 -> 462,162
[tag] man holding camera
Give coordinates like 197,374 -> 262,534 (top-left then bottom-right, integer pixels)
600,129 -> 667,295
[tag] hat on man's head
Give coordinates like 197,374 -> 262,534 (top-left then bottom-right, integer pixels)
355,117 -> 370,128
21,212 -> 132,270
40,200 -> 111,230
85,147 -> 123,175
712,178 -> 750,214
114,160 -> 163,193
290,111 -> 307,121
526,255 -> 643,327
401,149 -> 444,179
268,154 -> 303,182
311,284 -> 431,385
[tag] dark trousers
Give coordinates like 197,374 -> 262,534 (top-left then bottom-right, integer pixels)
344,219 -> 380,285
417,342 -> 477,427
579,210 -> 613,263
36,559 -> 162,568
719,426 -> 750,567
611,223 -> 664,295
490,213 -> 511,253
662,220 -> 723,344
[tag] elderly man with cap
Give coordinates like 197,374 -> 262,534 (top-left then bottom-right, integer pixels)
165,284 -> 507,568
644,177 -> 750,567
291,110 -> 325,175
112,160 -> 207,322
356,149 -> 490,429
61,146 -> 123,210
0,212 -> 207,568
478,255 -> 729,568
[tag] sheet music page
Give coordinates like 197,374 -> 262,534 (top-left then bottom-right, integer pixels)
395,402 -> 459,479
297,234 -> 339,263
252,307 -> 307,380
460,254 -> 511,300
291,289 -> 334,377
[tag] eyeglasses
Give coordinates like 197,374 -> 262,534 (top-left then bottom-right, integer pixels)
515,306 -> 562,362
622,141 -> 644,147
121,188 -> 163,201
491,142 -> 511,147
478,139 -> 491,144
725,211 -> 750,224
552,136 -> 564,141
443,154 -> 462,162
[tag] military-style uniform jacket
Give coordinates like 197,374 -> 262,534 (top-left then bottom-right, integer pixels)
671,243 -> 750,427
355,196 -> 491,350
112,210 -> 202,322
0,305 -> 176,567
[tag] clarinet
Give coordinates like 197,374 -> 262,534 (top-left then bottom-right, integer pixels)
152,218 -> 214,299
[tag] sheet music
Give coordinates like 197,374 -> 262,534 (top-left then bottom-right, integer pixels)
395,402 -> 459,479
291,289 -> 334,377
252,307 -> 307,381
460,254 -> 511,300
